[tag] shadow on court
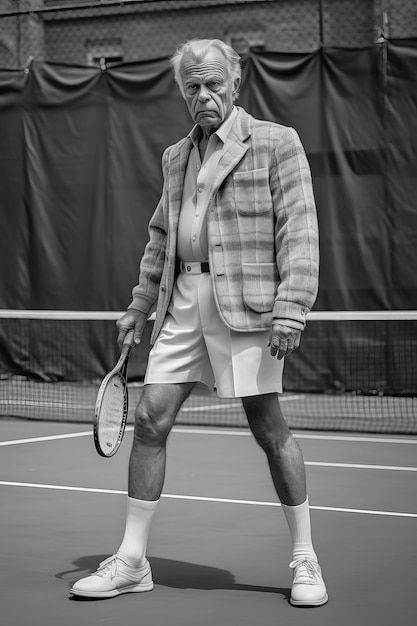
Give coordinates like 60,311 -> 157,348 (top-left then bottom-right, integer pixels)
59,555 -> 290,600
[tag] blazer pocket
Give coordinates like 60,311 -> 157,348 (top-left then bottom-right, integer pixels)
234,168 -> 272,216
242,262 -> 278,313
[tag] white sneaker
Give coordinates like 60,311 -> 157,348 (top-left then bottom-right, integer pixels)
289,558 -> 328,607
70,554 -> 154,598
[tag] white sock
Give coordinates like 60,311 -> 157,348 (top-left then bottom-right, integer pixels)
281,498 -> 317,563
117,496 -> 159,567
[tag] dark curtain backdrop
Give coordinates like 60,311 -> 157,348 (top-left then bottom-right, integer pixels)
1,44 -> 416,387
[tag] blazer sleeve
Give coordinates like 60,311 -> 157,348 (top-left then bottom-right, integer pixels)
271,126 -> 319,330
128,148 -> 170,316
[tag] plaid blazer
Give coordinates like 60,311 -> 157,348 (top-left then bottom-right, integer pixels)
129,107 -> 319,345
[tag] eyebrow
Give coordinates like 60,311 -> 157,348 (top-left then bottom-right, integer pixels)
184,71 -> 224,83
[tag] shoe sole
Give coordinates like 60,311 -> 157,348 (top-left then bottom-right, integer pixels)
290,592 -> 328,607
70,581 -> 154,598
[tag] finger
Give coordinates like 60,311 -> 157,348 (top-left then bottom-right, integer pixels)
277,344 -> 287,360
117,326 -> 130,349
286,335 -> 300,356
133,324 -> 142,345
270,341 -> 286,359
123,329 -> 136,347
269,340 -> 278,357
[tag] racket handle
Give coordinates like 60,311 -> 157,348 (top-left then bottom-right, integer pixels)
118,329 -> 135,361
123,329 -> 135,348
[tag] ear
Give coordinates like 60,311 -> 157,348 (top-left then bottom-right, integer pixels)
233,77 -> 241,100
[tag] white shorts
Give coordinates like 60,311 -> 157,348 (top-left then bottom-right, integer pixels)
145,270 -> 283,398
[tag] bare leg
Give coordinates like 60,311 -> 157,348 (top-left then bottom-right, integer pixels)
70,382 -> 197,596
240,395 -> 330,608
242,392 -> 306,505
128,382 -> 195,500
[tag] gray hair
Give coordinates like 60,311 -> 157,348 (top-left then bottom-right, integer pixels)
170,38 -> 241,97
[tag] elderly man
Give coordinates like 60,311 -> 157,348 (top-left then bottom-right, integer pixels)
72,38 -> 327,607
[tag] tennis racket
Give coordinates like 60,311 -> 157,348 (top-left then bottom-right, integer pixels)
94,329 -> 135,457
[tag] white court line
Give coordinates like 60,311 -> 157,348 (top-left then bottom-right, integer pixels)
180,404 -> 241,413
173,427 -> 417,445
0,430 -> 93,447
1,425 -> 416,450
304,461 -> 417,472
0,480 -> 416,518
179,395 -> 304,413
0,427 -> 415,470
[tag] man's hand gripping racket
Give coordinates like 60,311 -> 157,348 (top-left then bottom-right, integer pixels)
94,329 -> 136,457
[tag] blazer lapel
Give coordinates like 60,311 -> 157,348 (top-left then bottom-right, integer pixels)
167,136 -> 192,228
167,109 -> 253,220
212,108 -> 252,195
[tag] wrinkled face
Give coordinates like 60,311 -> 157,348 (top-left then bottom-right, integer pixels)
180,48 -> 240,131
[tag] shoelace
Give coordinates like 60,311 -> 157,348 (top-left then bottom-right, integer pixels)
96,555 -> 119,579
95,555 -> 148,582
289,559 -> 320,586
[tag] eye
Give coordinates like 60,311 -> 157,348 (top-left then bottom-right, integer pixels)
208,81 -> 221,90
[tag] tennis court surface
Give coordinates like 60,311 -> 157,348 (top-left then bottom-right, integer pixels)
1,417 -> 416,626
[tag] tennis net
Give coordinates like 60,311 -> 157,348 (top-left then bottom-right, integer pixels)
0,309 -> 416,434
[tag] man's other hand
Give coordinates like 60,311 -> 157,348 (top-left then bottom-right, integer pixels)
268,324 -> 301,360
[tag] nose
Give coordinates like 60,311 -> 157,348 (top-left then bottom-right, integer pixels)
197,85 -> 211,102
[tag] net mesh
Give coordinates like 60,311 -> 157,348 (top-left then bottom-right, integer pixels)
0,310 -> 416,434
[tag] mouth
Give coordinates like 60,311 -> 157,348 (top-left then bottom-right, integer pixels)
197,109 -> 216,116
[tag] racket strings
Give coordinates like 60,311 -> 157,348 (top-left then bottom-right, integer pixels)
98,373 -> 127,452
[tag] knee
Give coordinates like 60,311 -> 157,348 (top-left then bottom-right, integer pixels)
243,396 -> 291,455
252,423 -> 286,456
133,401 -> 172,446
248,413 -> 293,457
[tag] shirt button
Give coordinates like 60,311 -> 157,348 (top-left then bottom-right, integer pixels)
196,211 -> 199,216
192,236 -> 197,242
198,187 -> 203,193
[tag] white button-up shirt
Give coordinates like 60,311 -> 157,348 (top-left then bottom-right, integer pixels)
177,106 -> 238,262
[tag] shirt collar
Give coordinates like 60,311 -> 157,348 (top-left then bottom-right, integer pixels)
189,106 -> 238,147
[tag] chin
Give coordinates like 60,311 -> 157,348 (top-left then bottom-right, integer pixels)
197,112 -> 218,122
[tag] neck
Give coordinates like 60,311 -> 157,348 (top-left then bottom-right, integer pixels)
200,125 -> 217,141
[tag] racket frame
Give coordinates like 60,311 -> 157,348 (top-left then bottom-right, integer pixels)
93,330 -> 134,457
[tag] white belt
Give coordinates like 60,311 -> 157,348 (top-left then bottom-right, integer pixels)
179,261 -> 210,274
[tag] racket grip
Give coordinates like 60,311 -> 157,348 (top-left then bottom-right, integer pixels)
123,329 -> 135,348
